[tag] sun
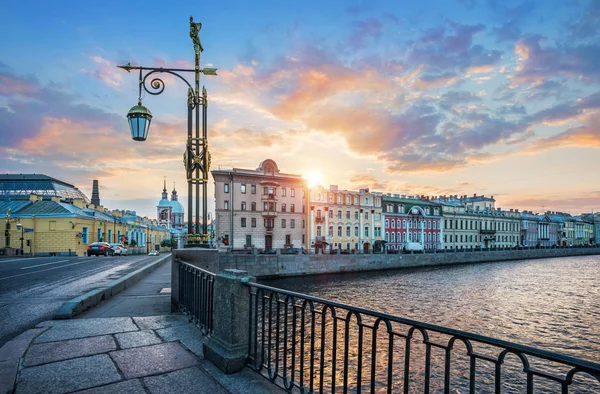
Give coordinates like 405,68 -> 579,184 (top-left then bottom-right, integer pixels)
303,171 -> 323,188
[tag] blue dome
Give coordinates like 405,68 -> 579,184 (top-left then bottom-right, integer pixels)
170,200 -> 184,214
157,198 -> 171,208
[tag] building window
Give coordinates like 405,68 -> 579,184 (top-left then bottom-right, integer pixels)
303,220 -> 305,229
291,188 -> 295,197
224,183 -> 229,193
291,219 -> 296,228
338,226 -> 342,237
282,204 -> 287,212
286,235 -> 291,245
241,202 -> 246,211
364,226 -> 369,237
355,226 -> 359,237
282,188 -> 287,197
391,220 -> 395,229
241,184 -> 246,194
375,227 -> 381,237
251,185 -> 256,194
386,232 -> 390,242
428,221 -> 431,229
246,235 -> 252,246
290,204 -> 295,213
317,226 -> 322,237
303,234 -> 306,244
241,218 -> 246,227
338,210 -> 342,219
302,205 -> 305,213
281,219 -> 286,228
108,229 -> 113,243
329,210 -> 333,219
224,200 -> 229,210
97,228 -> 102,242
251,218 -> 256,227
391,232 -> 395,242
346,210 -> 350,219
251,202 -> 256,211
365,212 -> 369,220
82,227 -> 89,244
346,226 -> 351,236
385,219 -> 389,228
329,226 -> 333,237
354,211 -> 359,220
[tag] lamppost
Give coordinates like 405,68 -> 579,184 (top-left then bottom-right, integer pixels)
16,220 -> 24,256
117,16 -> 217,242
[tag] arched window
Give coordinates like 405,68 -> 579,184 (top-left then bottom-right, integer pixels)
403,232 -> 406,242
391,220 -> 395,229
403,220 -> 406,228
316,209 -> 321,218
385,232 -> 389,242
408,232 -> 412,242
397,219 -> 401,228
391,232 -> 395,242
428,233 -> 432,242
397,232 -> 401,242
385,219 -> 389,228
316,226 -> 322,236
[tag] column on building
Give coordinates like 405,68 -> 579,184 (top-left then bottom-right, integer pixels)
310,207 -> 315,250
324,207 -> 329,246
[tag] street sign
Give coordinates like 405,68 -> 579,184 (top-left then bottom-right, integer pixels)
24,228 -> 34,233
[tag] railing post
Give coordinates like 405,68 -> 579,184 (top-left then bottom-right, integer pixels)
171,254 -> 180,312
203,269 -> 254,373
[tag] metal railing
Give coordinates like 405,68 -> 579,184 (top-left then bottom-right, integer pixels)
246,283 -> 600,393
177,259 -> 215,334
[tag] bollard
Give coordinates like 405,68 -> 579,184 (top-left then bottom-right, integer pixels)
203,269 -> 254,374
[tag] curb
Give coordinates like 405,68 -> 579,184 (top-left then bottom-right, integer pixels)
54,254 -> 171,319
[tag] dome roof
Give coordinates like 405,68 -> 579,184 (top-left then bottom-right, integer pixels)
170,200 -> 184,214
157,198 -> 171,208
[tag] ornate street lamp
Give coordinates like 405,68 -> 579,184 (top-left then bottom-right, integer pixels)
118,16 -> 217,240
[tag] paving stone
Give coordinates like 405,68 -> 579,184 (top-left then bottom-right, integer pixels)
203,360 -> 288,394
110,342 -> 199,379
132,315 -> 188,330
0,359 -> 19,394
0,328 -> 47,362
143,366 -> 228,394
72,379 -> 146,394
155,323 -> 206,358
34,318 -> 138,343
114,330 -> 162,349
24,335 -> 117,366
15,354 -> 121,394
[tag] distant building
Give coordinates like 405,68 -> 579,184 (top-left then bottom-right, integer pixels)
309,185 -> 383,253
382,194 -> 442,251
1,174 -> 170,256
212,159 -> 307,251
156,179 -> 186,248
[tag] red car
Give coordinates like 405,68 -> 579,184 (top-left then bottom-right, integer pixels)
87,242 -> 115,256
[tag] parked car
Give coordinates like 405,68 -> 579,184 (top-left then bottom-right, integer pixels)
259,249 -> 276,254
87,242 -> 114,256
149,250 -> 159,256
111,244 -> 128,256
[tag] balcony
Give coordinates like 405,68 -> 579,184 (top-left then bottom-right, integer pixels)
261,193 -> 277,201
265,226 -> 273,234
480,229 -> 496,235
262,210 -> 278,218
315,216 -> 325,223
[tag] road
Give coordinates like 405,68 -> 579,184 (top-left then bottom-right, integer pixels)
0,253 -> 170,347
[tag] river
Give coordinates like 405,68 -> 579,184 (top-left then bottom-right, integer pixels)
261,255 -> 600,392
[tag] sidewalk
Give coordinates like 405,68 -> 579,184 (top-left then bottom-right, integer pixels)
1,260 -> 284,394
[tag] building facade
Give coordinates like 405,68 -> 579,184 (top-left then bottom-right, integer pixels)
212,159 -> 307,251
308,186 -> 383,253
1,174 -> 170,256
382,194 -> 442,250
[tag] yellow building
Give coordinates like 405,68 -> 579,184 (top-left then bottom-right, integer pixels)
308,185 -> 383,253
1,174 -> 171,256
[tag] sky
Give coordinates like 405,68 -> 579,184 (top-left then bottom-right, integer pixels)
1,0 -> 599,218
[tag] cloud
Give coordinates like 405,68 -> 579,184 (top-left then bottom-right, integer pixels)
80,56 -> 123,87
526,111 -> 600,151
567,0 -> 600,42
512,35 -> 600,84
503,191 -> 600,214
348,173 -> 387,190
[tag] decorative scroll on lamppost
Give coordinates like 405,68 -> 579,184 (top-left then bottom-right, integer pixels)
117,16 -> 217,240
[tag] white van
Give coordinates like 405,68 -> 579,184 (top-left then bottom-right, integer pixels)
403,242 -> 424,252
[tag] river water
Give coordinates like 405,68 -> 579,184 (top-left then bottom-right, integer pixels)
261,255 -> 600,392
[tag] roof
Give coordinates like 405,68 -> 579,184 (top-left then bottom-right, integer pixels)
0,174 -> 90,202
13,201 -> 75,217
170,200 -> 184,214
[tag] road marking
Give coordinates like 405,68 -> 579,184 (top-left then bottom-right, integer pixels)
21,260 -> 69,270
0,257 -> 48,264
0,260 -> 92,281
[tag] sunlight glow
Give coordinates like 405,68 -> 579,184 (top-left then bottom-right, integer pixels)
303,171 -> 323,188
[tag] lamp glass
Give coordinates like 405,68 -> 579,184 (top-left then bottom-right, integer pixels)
126,104 -> 153,141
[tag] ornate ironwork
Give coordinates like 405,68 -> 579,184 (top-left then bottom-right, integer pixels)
177,259 -> 214,334
246,282 -> 600,393
117,16 -> 217,238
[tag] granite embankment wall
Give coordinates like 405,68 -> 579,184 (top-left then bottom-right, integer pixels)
175,247 -> 600,279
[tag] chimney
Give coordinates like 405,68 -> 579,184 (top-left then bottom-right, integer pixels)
91,180 -> 100,206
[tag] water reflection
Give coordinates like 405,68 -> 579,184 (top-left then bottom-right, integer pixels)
258,255 -> 600,392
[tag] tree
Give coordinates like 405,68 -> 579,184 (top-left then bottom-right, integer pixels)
129,239 -> 137,247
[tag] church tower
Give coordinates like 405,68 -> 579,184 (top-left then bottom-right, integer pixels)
157,177 -> 172,229
170,183 -> 185,230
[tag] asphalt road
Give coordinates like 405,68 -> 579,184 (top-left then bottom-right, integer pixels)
0,253 -> 170,347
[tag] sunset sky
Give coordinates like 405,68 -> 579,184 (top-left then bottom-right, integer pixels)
1,0 -> 599,218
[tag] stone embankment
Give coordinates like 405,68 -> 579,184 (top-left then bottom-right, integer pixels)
175,247 -> 600,279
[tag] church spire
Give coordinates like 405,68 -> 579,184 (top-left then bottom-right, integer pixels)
161,176 -> 168,200
171,182 -> 178,201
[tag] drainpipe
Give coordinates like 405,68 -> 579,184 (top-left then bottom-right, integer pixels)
229,173 -> 234,250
